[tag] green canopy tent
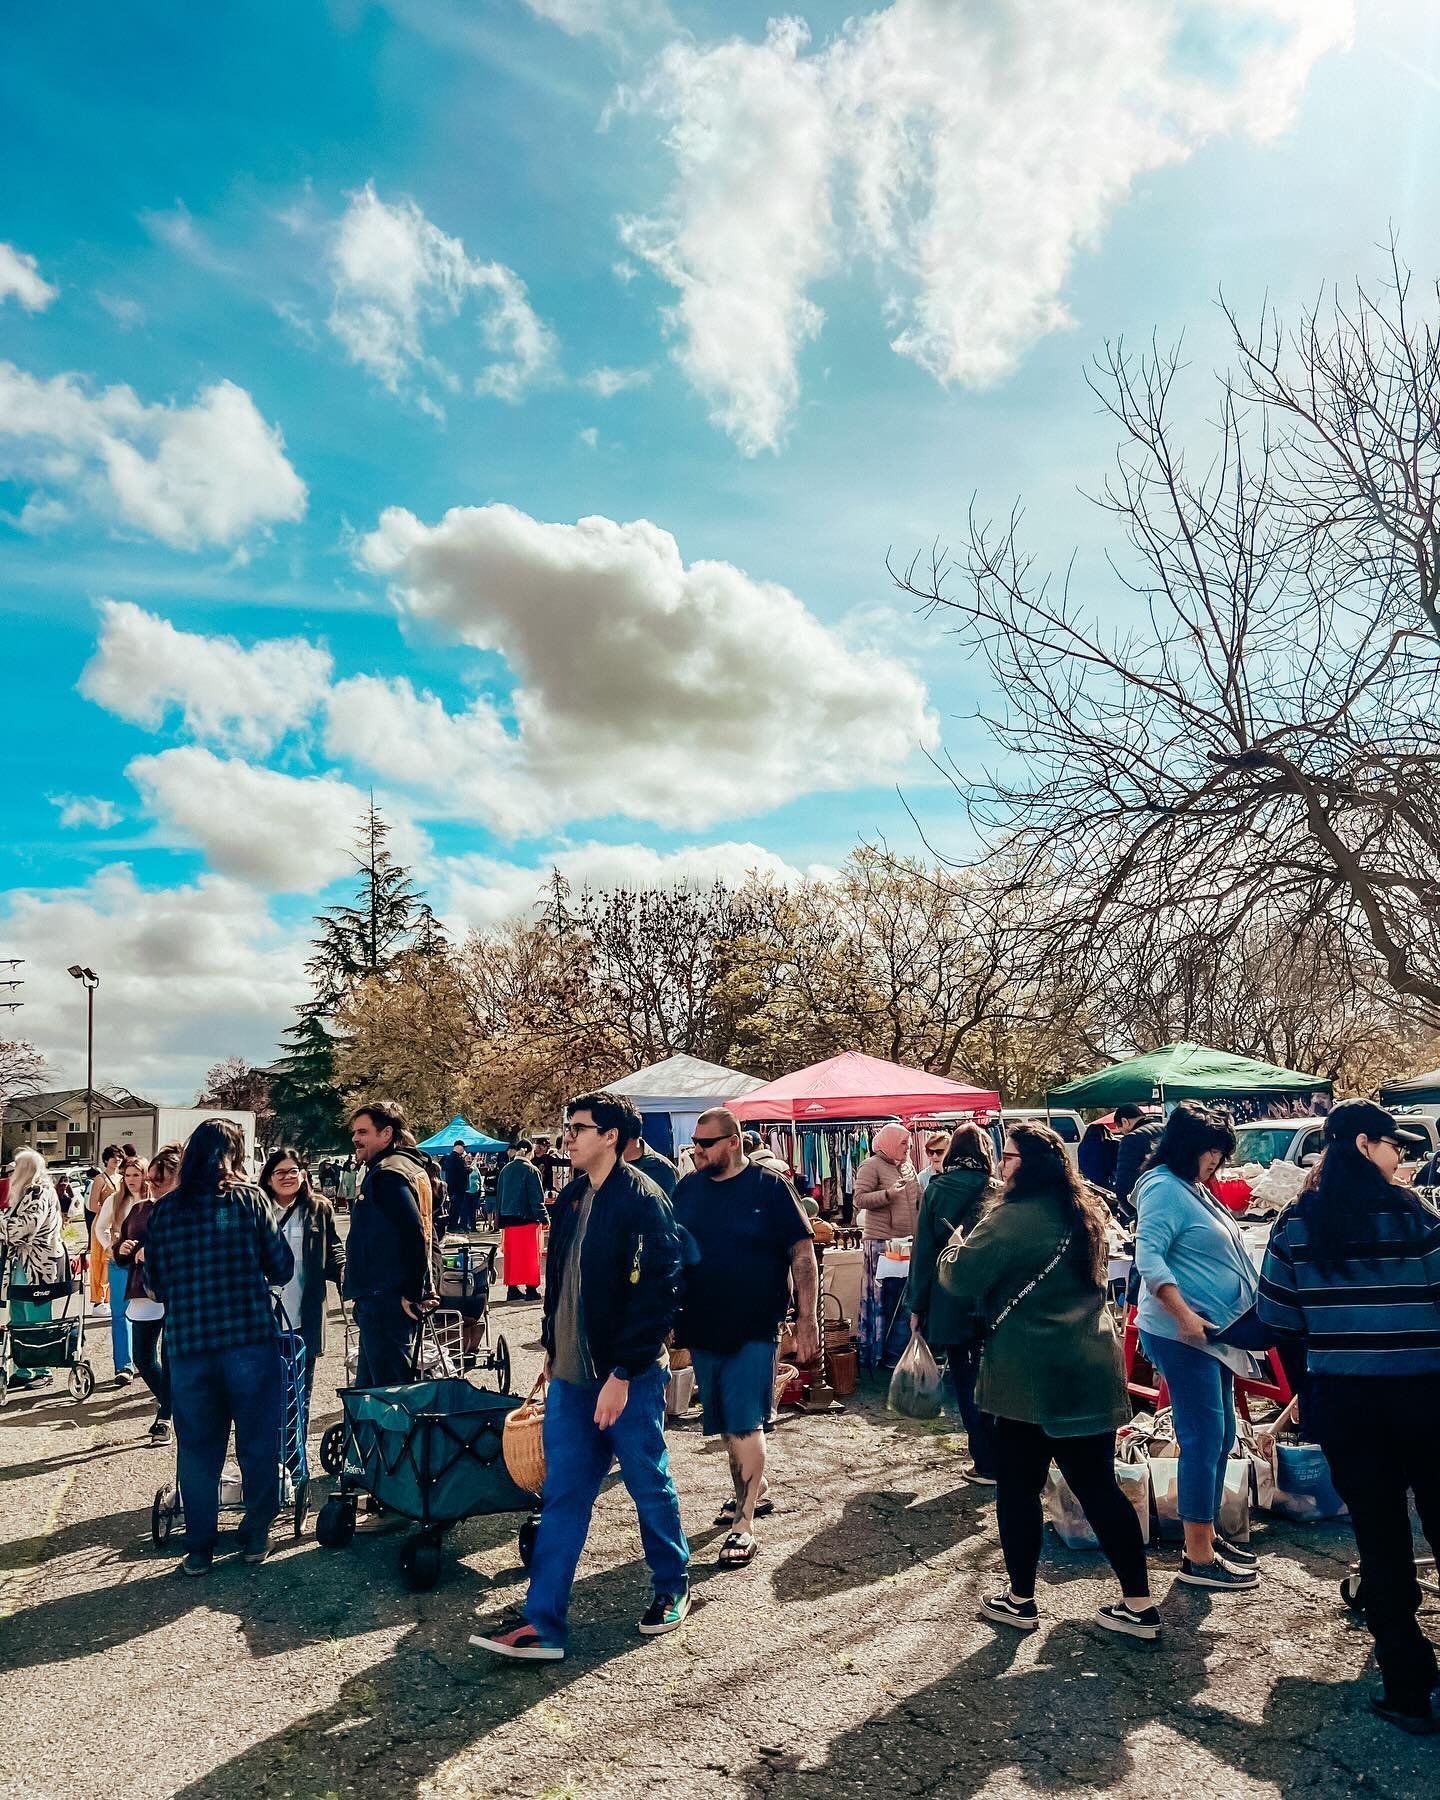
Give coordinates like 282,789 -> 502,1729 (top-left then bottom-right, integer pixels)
1047,1041 -> 1332,1110
1380,1067 -> 1440,1107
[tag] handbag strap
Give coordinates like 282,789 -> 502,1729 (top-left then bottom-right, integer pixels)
988,1233 -> 1073,1336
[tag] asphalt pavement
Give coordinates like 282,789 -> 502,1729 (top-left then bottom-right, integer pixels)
2,1267 -> 1437,1799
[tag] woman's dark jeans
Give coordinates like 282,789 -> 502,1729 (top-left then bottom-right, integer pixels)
992,1415 -> 1149,1600
945,1343 -> 996,1477
130,1316 -> 171,1420
169,1338 -> 283,1555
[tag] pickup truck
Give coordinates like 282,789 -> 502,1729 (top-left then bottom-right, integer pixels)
1229,1111 -> 1440,1173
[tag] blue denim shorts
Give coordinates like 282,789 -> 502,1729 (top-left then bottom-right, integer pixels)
690,1341 -> 776,1438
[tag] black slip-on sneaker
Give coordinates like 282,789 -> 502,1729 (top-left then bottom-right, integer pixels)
1177,1557 -> 1258,1590
980,1590 -> 1039,1631
1212,1535 -> 1257,1568
1096,1602 -> 1162,1641
1371,1692 -> 1440,1736
638,1587 -> 692,1636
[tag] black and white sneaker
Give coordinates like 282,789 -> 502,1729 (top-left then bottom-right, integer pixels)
1177,1557 -> 1258,1590
149,1418 -> 171,1443
638,1587 -> 692,1636
979,1590 -> 1039,1631
1212,1535 -> 1257,1568
1096,1602 -> 1162,1641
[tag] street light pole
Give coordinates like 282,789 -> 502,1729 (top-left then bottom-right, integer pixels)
67,965 -> 99,1160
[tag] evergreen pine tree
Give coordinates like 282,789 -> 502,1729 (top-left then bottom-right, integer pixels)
269,802 -> 433,1148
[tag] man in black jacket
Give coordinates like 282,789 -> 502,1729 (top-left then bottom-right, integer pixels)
470,1090 -> 688,1663
444,1141 -> 474,1235
1111,1104 -> 1163,1226
346,1100 -> 432,1386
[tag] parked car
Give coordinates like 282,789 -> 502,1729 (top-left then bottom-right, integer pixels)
1229,1112 -> 1440,1173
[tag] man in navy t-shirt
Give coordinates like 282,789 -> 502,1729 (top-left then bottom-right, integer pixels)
673,1108 -> 818,1569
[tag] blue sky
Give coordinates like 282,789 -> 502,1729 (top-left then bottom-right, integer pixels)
2,0 -> 1435,1099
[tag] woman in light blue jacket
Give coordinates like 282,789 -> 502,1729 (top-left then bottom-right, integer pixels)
1134,1103 -> 1260,1593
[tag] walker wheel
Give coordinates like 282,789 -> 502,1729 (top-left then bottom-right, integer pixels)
70,1361 -> 95,1403
401,1534 -> 442,1591
493,1335 -> 512,1395
152,1485 -> 177,1546
1340,1573 -> 1364,1613
293,1478 -> 310,1539
519,1512 -> 540,1568
319,1422 -> 346,1476
315,1498 -> 355,1549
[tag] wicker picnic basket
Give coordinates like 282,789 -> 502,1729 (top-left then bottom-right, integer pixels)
502,1376 -> 547,1495
773,1361 -> 799,1408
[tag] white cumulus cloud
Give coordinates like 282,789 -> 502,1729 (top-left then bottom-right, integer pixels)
0,242 -> 57,311
51,795 -> 122,830
580,365 -> 652,398
621,0 -> 1354,451
81,600 -> 333,755
0,865 -> 310,1102
0,364 -> 307,547
354,501 -> 937,828
327,182 -> 557,407
127,747 -> 429,894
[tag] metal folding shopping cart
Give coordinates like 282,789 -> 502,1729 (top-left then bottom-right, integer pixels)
0,1245 -> 95,1404
315,1311 -> 536,1591
150,1306 -> 310,1547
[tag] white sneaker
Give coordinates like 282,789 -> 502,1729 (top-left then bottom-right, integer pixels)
90,1304 -> 111,1320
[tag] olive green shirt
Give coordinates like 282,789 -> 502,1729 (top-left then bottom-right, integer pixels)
938,1188 -> 1129,1437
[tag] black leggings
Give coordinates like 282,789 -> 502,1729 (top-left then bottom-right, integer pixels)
992,1416 -> 1149,1599
130,1317 -> 171,1420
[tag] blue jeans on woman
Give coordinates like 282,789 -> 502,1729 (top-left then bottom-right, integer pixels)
945,1343 -> 997,1478
1141,1331 -> 1236,1525
525,1366 -> 689,1649
169,1338 -> 283,1555
107,1257 -> 134,1377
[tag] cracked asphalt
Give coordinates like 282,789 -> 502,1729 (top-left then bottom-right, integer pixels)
3,1276 -> 1438,1800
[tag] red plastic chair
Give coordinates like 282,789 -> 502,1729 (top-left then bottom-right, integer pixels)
1123,1304 -> 1292,1419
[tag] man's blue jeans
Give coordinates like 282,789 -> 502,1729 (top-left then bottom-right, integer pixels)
525,1367 -> 689,1648
169,1339 -> 283,1554
1141,1331 -> 1236,1526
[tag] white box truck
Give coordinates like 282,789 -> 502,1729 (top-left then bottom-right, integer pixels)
92,1106 -> 257,1169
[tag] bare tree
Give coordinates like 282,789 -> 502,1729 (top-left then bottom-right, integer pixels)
894,259 -> 1440,1014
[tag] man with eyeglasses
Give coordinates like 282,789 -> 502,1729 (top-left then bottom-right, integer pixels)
672,1108 -> 818,1569
470,1090 -> 689,1663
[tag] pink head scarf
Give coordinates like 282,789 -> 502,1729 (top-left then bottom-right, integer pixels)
873,1123 -> 912,1166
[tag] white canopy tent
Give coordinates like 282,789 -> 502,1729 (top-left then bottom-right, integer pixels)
604,1054 -> 764,1158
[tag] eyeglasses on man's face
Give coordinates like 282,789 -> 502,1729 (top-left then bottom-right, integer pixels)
563,1120 -> 607,1139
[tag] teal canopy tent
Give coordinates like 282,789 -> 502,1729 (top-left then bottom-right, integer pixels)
417,1114 -> 508,1154
1047,1042 -> 1332,1109
1380,1067 -> 1440,1107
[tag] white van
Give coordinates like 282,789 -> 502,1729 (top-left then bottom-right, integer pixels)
1000,1108 -> 1086,1170
1230,1113 -> 1440,1173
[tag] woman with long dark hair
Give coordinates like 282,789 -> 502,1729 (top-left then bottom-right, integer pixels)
1133,1102 -> 1258,1592
258,1147 -> 344,1411
906,1123 -> 1001,1483
144,1120 -> 293,1577
110,1147 -> 178,1442
1260,1099 -> 1440,1734
939,1123 -> 1157,1639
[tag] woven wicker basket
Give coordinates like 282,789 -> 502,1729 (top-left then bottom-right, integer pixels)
503,1378 -> 547,1495
773,1361 -> 799,1407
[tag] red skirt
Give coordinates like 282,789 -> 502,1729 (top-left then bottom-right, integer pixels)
503,1223 -> 542,1288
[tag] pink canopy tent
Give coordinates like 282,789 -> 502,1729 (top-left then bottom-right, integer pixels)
732,1050 -> 1000,1124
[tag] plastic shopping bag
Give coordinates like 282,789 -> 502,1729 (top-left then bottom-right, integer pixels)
1219,1454 -> 1252,1543
887,1332 -> 944,1420
1043,1459 -> 1151,1549
1272,1442 -> 1347,1522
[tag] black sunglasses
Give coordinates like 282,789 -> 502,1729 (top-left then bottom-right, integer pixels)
691,1132 -> 736,1150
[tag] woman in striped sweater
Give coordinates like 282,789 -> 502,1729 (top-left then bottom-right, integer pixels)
1259,1099 -> 1440,1736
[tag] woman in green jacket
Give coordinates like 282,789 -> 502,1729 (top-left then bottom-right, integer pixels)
939,1122 -> 1157,1641
906,1123 -> 1000,1483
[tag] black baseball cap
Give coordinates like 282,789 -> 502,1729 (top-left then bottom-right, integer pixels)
1323,1099 -> 1427,1151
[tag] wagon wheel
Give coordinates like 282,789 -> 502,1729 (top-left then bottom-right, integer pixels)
518,1512 -> 541,1568
1340,1572 -> 1364,1614
492,1334 -> 511,1395
152,1485 -> 177,1546
70,1361 -> 95,1402
401,1533 -> 443,1591
293,1477 -> 311,1539
315,1497 -> 355,1549
319,1422 -> 346,1476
